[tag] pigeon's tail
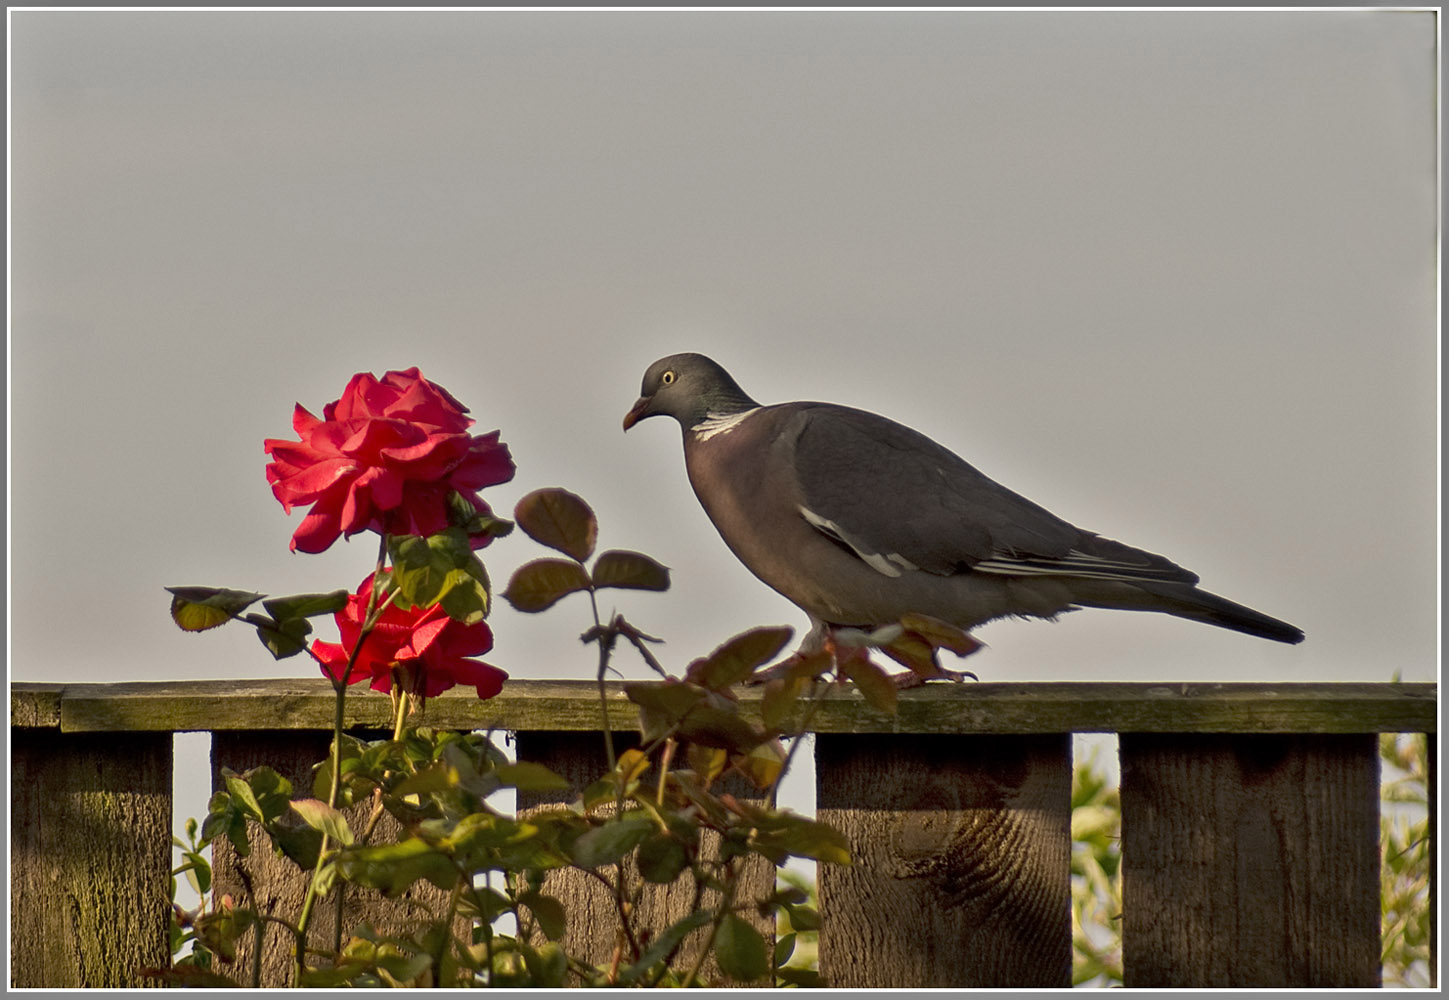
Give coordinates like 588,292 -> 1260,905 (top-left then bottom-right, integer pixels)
1115,581 -> 1305,644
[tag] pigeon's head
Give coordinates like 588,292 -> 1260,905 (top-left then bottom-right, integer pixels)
623,353 -> 759,431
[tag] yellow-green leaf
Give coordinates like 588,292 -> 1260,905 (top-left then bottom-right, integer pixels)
502,558 -> 592,613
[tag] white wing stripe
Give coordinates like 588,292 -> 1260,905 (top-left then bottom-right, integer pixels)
798,505 -> 913,579
975,548 -> 1179,582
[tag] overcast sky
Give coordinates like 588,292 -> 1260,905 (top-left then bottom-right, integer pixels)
9,9 -> 1439,705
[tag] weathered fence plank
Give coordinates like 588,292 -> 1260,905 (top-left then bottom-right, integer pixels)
514,730 -> 775,987
815,732 -> 1073,988
10,728 -> 173,987
32,678 -> 1436,735
1119,732 -> 1382,987
8,680 -> 1435,990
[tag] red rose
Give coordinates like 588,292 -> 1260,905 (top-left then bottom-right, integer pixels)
264,368 -> 515,553
311,572 -> 507,700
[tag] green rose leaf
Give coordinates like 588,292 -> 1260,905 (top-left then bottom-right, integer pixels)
514,487 -> 597,562
243,613 -> 313,660
590,549 -> 671,593
290,799 -> 355,845
684,626 -> 794,691
495,761 -> 572,793
777,967 -> 823,988
389,528 -> 491,621
341,837 -> 459,895
518,892 -> 567,942
755,815 -> 851,865
261,590 -> 350,622
447,490 -> 515,541
502,558 -> 593,613
715,913 -> 769,982
617,911 -> 713,985
839,655 -> 898,717
636,832 -> 689,884
774,931 -> 797,967
520,941 -> 569,988
165,587 -> 266,632
785,903 -> 822,932
224,774 -> 265,822
569,814 -> 655,868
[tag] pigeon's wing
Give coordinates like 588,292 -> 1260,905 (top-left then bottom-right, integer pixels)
787,403 -> 1198,584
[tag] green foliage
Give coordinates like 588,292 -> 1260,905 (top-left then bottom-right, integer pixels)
1379,732 -> 1432,988
1069,745 -> 1123,987
502,488 -> 671,615
773,869 -> 822,987
166,486 -> 863,989
388,527 -> 492,623
166,585 -> 350,660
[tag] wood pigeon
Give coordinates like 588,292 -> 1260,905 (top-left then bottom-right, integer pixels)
623,352 -> 1304,650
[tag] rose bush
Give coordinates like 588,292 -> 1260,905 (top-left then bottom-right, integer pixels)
311,570 -> 507,700
264,368 -> 515,553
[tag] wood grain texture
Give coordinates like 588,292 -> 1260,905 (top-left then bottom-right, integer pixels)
10,730 -> 173,988
208,730 -> 463,987
1119,732 -> 1382,987
13,679 -> 1434,735
815,733 -> 1072,988
514,731 -> 775,987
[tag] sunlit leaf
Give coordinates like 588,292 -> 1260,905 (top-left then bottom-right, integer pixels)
590,549 -> 670,592
439,813 -> 538,853
224,774 -> 265,822
733,740 -> 786,791
683,626 -> 794,691
502,558 -> 592,613
684,743 -> 729,786
290,799 -> 354,845
166,587 -> 265,632
496,761 -> 572,793
839,655 -> 898,716
898,613 -> 982,657
514,488 -> 597,561
389,529 -> 491,618
390,759 -> 460,798
761,675 -> 807,731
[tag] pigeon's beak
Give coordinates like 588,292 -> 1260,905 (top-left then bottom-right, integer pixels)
622,395 -> 652,431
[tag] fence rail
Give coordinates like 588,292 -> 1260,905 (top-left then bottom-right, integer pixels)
10,678 -> 1437,988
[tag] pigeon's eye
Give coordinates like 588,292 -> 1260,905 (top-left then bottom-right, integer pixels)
661,370 -> 676,385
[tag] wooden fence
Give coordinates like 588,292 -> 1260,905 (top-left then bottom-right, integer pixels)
10,678 -> 1437,989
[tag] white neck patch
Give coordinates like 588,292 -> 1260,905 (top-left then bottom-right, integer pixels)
691,408 -> 759,442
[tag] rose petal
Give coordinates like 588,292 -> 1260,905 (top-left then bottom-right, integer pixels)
292,403 -> 324,437
291,502 -> 344,553
269,457 -> 356,508
453,659 -> 508,700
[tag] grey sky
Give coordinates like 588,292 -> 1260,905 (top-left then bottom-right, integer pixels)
9,10 -> 1439,698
